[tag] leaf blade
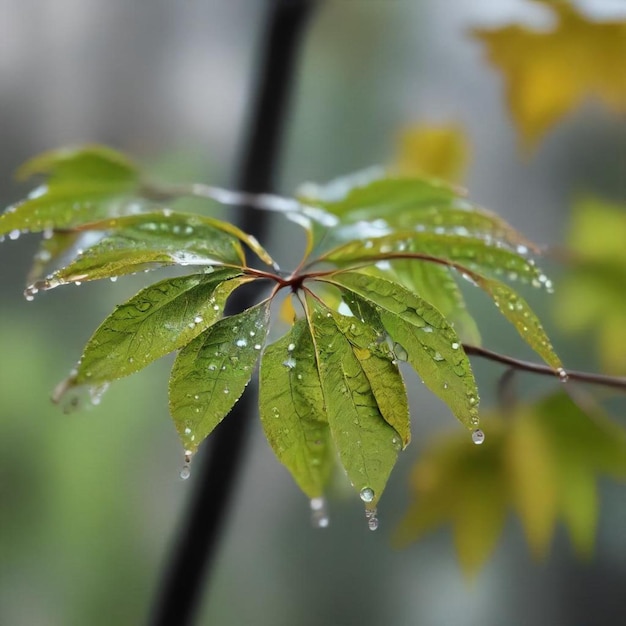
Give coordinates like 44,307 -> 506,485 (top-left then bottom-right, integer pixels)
169,302 -> 270,452
307,297 -> 400,505
259,320 -> 333,498
76,269 -> 247,384
330,271 -> 480,430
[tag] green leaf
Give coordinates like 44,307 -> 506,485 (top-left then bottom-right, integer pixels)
329,271 -> 480,430
378,261 -> 481,345
330,308 -> 411,448
300,170 -> 457,218
555,196 -> 626,374
323,232 -> 542,286
169,302 -> 270,452
0,184 -> 147,238
16,144 -> 139,184
26,231 -> 81,285
75,269 -> 247,384
259,320 -> 333,498
300,171 -> 532,250
307,297 -> 400,505
1,146 -> 141,237
30,212 -> 245,289
478,276 -> 562,369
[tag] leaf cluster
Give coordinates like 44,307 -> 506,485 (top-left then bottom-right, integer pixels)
395,391 -> 626,574
1,145 -> 563,511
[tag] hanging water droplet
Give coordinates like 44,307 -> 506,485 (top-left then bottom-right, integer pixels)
557,367 -> 568,382
8,229 -> 21,240
365,507 -> 379,531
89,383 -> 110,406
359,487 -> 375,503
472,429 -> 485,445
24,285 -> 38,301
310,497 -> 329,529
180,450 -> 193,480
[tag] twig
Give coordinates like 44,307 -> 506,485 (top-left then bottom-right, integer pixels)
463,344 -> 626,391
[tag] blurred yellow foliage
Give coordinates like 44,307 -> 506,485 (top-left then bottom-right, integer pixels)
395,124 -> 470,183
394,392 -> 626,575
555,197 -> 626,375
473,0 -> 626,150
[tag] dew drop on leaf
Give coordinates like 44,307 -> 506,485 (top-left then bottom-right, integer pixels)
557,367 -> 569,382
359,487 -> 375,503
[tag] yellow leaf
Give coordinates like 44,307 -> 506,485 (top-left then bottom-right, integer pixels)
473,3 -> 626,150
395,123 -> 470,182
394,420 -> 508,575
506,410 -> 559,557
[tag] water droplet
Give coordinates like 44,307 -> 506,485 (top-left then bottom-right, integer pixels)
359,487 -> 375,503
421,326 -> 433,333
283,357 -> 296,369
254,344 -> 262,350
557,367 -> 568,382
223,388 -> 230,394
89,383 -> 110,406
393,343 -> 408,362
24,285 -> 39,301
451,342 -> 460,350
235,338 -> 247,347
472,429 -> 485,445
365,507 -> 379,531
8,229 -> 21,240
180,451 -> 193,480
194,315 -> 203,324
287,343 -> 296,352
310,497 -> 329,529
110,276 -> 118,282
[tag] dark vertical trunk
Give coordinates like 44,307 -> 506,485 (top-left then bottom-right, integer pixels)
148,2 -> 317,625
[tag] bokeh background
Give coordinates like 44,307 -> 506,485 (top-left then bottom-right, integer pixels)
1,1 -> 625,625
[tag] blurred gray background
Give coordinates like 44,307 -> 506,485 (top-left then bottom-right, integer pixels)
1,1 -> 625,625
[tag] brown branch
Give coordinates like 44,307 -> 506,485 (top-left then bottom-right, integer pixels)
463,344 -> 626,391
